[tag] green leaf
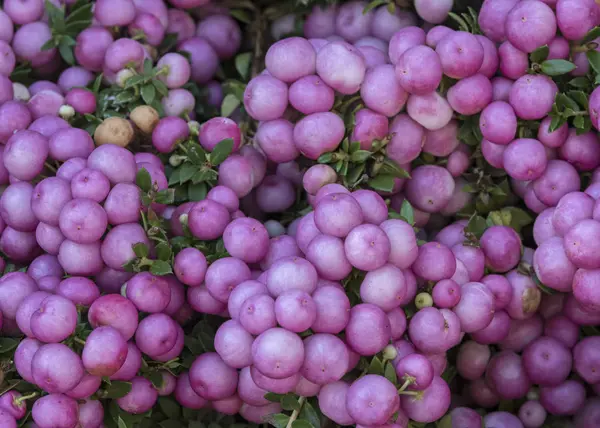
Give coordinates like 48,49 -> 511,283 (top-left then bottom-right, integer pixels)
436,414 -> 453,428
421,152 -> 436,164
64,19 -> 89,33
291,421 -> 314,428
350,150 -> 372,163
540,59 -> 576,76
62,35 -> 78,46
132,243 -> 149,258
384,361 -> 397,384
45,0 -> 65,29
160,421 -> 181,428
317,152 -> 334,163
209,138 -> 234,165
115,90 -> 136,104
141,84 -> 156,105
191,168 -> 218,184
124,74 -> 146,89
234,52 -> 252,80
136,168 -> 152,192
345,163 -> 366,187
10,64 -> 32,85
549,115 -> 566,132
147,371 -> 164,389
121,412 -> 150,427
465,214 -> 487,239
341,138 -> 349,152
333,159 -> 344,173
108,398 -> 120,421
0,337 -> 18,354
187,144 -> 207,165
448,12 -> 471,33
179,163 -> 197,184
462,183 -> 478,193
266,414 -> 290,428
154,189 -> 176,205
155,242 -> 172,262
368,356 -> 385,375
363,0 -> 387,14
168,167 -> 182,186
556,93 -> 579,112
487,210 -> 506,228
533,273 -> 555,295
298,401 -> 320,428
117,417 -> 128,428
441,365 -> 458,384
141,192 -> 152,207
152,79 -> 169,98
143,58 -> 153,75
582,26 -> 600,44
400,200 -> 415,225
567,90 -> 588,109
264,392 -> 284,403
150,260 -> 173,276
188,182 -> 208,202
574,115 -> 585,129
529,45 -> 549,63
281,394 -> 301,411
388,211 -> 404,220
349,141 -> 361,154
158,397 -> 181,419
368,174 -> 395,192
220,94 -> 240,117
229,9 -> 252,24
158,33 -> 179,54
184,335 -> 204,354
40,38 -> 58,52
104,381 -> 132,399
504,207 -> 533,232
65,1 -> 93,26
569,77 -> 591,89
222,80 -> 246,101
122,259 -> 137,273
84,114 -> 101,124
92,73 -> 103,93
587,50 -> 600,74
60,36 -> 77,47
380,158 -> 411,178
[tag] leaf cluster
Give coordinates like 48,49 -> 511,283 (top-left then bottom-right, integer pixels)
316,131 -> 410,193
264,393 -> 322,428
167,138 -> 234,204
41,0 -> 94,65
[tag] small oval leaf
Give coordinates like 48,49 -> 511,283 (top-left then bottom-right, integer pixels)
540,59 -> 576,76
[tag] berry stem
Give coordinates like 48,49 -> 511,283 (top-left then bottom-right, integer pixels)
398,378 -> 413,393
155,66 -> 170,77
398,390 -> 420,396
15,392 -> 37,405
74,337 -> 87,346
140,210 -> 149,231
44,162 -> 57,173
177,142 -> 189,154
0,380 -> 21,396
285,396 -> 306,428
